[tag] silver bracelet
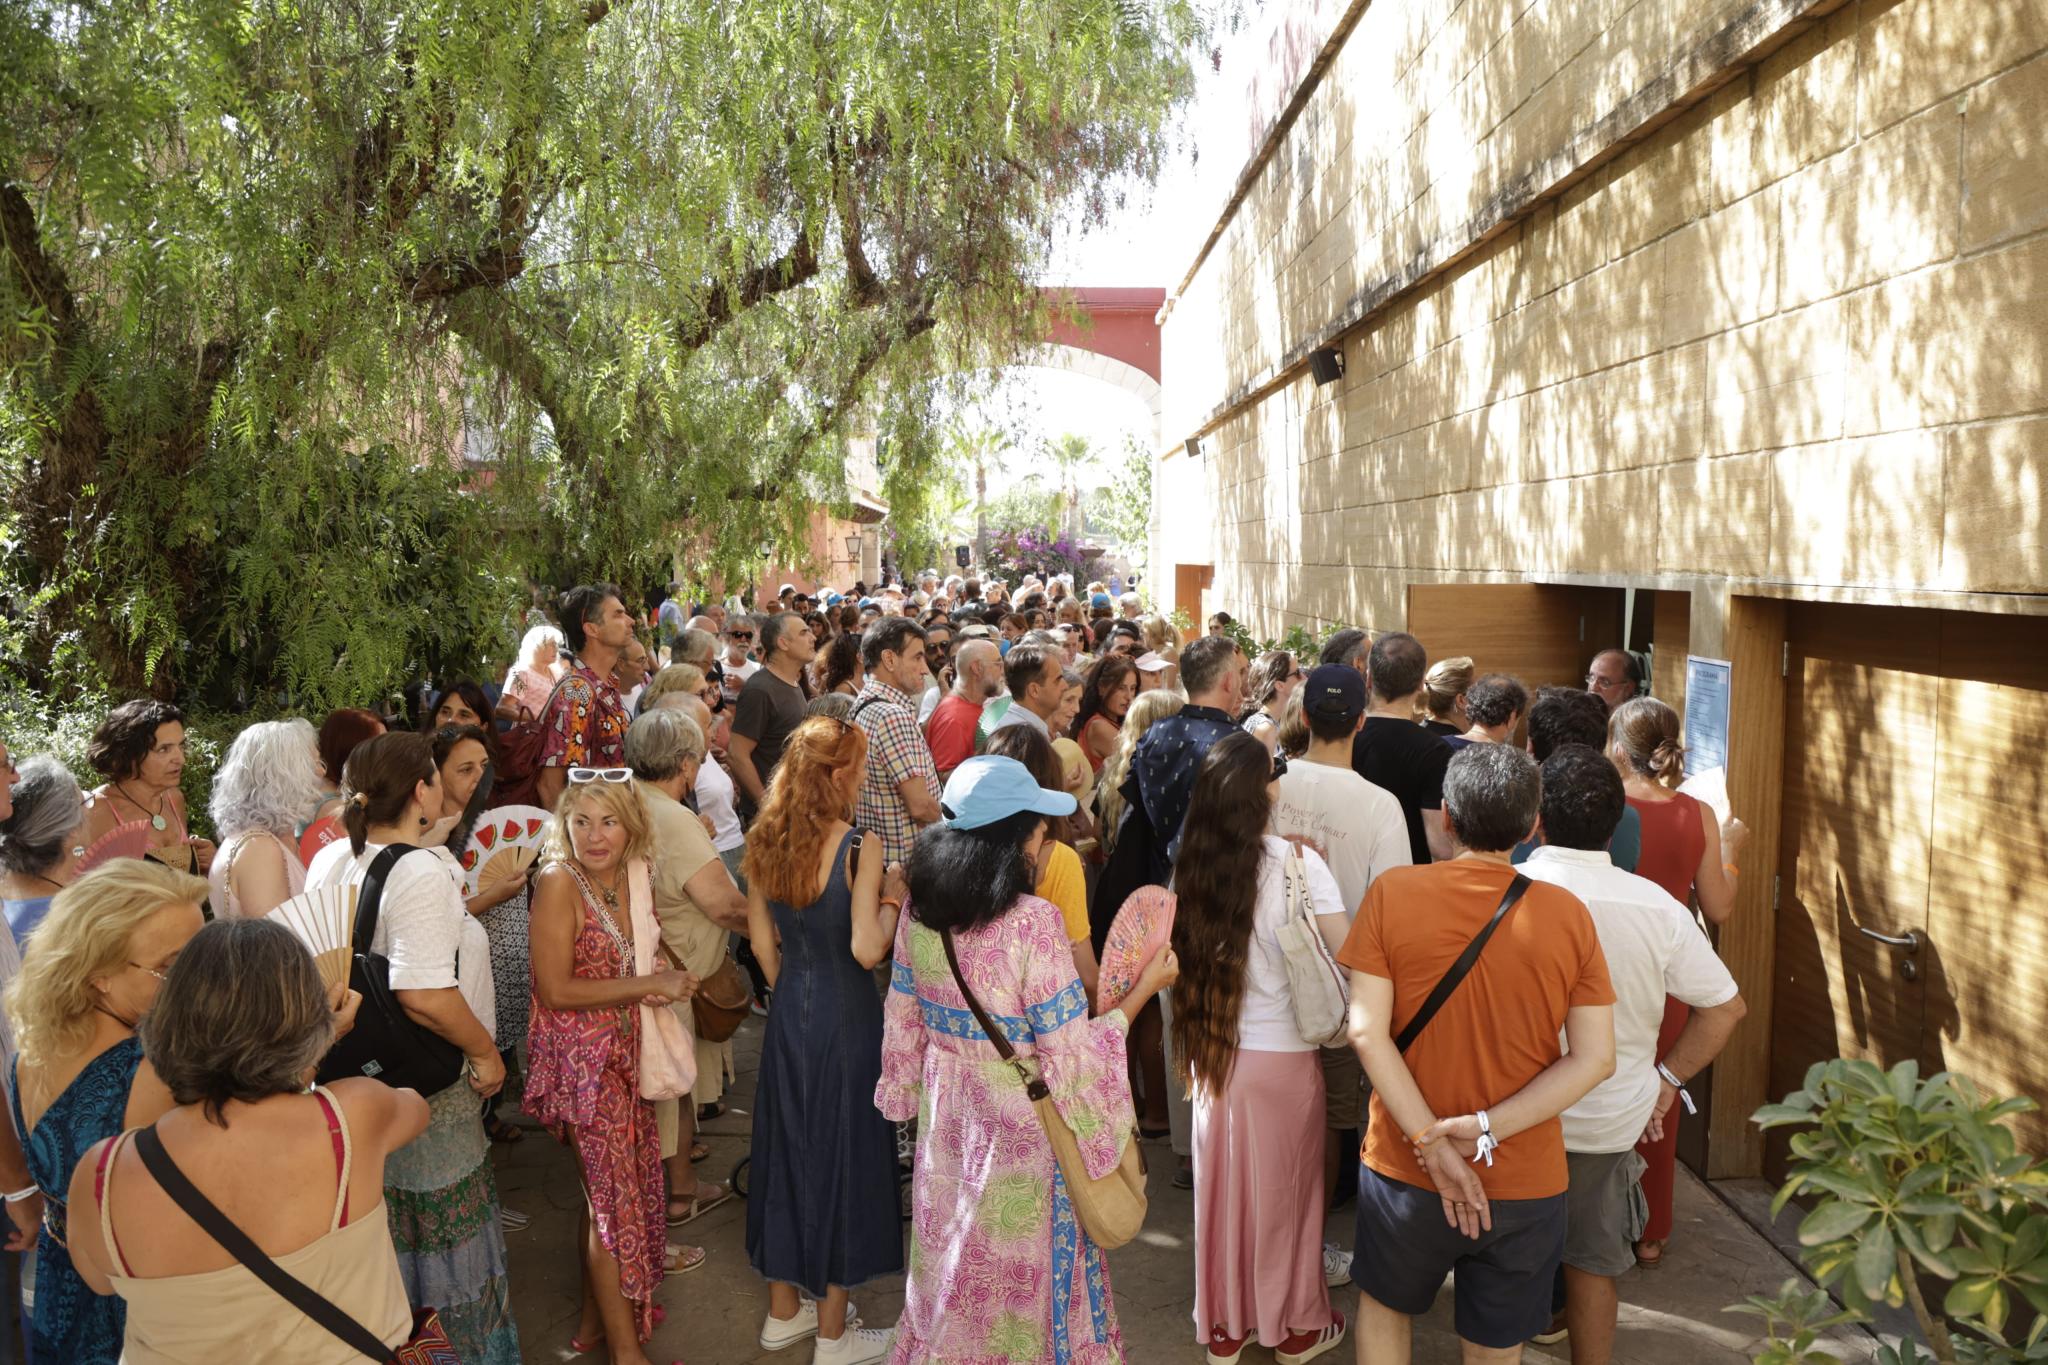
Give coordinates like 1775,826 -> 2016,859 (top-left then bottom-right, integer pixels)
1656,1062 -> 1698,1115
3,1185 -> 38,1204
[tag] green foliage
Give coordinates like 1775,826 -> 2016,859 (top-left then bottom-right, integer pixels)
0,688 -> 244,841
1745,1059 -> 2048,1364
1090,435 -> 1154,576
0,0 -> 1203,710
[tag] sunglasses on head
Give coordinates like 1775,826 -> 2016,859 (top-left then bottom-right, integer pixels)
568,767 -> 633,785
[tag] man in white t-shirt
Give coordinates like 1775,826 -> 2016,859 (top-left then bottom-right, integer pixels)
1520,745 -> 1746,1358
720,616 -> 761,707
1270,663 -> 1411,1286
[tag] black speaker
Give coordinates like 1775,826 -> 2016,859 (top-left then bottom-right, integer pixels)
1184,436 -> 1202,459
1308,346 -> 1345,386
954,544 -> 971,569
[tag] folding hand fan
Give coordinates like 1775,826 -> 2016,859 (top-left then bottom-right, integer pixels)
73,820 -> 153,874
1097,885 -> 1177,1013
460,805 -> 553,898
266,885 -> 360,991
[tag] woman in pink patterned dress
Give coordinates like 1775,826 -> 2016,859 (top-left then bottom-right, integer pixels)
876,756 -> 1179,1364
526,776 -> 699,1365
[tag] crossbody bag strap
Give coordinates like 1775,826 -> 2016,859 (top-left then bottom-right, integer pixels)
1394,872 -> 1532,1054
937,927 -> 1051,1102
350,844 -> 415,954
132,1126 -> 396,1364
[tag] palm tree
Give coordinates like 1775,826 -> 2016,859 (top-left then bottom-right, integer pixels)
947,424 -> 1010,568
1045,432 -> 1092,545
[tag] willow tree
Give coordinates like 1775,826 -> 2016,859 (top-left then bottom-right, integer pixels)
0,0 -> 1199,708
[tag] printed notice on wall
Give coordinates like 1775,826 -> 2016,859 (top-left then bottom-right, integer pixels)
1677,655 -> 1733,824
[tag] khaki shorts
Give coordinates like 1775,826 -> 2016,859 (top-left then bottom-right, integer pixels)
1318,1043 -> 1364,1130
1563,1148 -> 1649,1277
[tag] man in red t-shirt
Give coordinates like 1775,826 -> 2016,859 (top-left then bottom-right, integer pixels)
923,637 -> 1001,782
1337,742 -> 1616,1362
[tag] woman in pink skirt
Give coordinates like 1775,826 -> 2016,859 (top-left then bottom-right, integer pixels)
1171,732 -> 1351,1365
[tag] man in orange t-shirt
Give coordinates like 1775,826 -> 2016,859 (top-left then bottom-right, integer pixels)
1336,742 -> 1616,1361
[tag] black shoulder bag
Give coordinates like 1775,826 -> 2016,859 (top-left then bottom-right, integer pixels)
315,845 -> 467,1097
1393,872 -> 1532,1053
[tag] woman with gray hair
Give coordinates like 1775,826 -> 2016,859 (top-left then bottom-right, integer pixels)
65,917 -> 425,1363
0,754 -> 87,948
625,708 -> 748,1220
207,719 -> 325,919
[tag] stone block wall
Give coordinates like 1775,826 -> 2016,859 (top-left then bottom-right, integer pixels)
1156,0 -> 2048,637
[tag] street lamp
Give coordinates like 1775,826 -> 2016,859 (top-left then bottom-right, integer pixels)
845,534 -> 863,562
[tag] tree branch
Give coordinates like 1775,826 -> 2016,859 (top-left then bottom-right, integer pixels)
674,233 -> 821,351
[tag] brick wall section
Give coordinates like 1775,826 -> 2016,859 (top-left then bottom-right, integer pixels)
1156,0 -> 2048,637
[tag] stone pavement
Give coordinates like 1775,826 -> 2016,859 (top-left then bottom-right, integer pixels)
497,1019 -> 1879,1365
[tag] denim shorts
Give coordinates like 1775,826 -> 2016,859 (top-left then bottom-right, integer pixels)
1352,1167 -> 1568,1349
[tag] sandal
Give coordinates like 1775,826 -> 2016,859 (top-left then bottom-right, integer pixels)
696,1100 -> 726,1122
668,1180 -> 734,1226
666,1243 -> 707,1276
484,1115 -> 524,1144
1634,1238 -> 1666,1269
689,1140 -> 711,1164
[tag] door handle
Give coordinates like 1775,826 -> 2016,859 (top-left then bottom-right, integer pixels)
1857,925 -> 1922,953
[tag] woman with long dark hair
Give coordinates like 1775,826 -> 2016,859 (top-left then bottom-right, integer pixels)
877,756 -> 1178,1363
1172,731 -> 1351,1365
1239,650 -> 1303,751
423,681 -> 496,740
815,633 -> 864,698
1072,654 -> 1138,776
985,726 -> 1100,1005
740,716 -> 904,1362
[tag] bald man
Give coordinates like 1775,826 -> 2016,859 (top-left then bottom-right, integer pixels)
924,637 -> 1002,782
1586,649 -> 1642,714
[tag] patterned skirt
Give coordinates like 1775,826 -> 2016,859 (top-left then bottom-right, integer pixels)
482,888 -> 531,1055
385,1082 -> 520,1365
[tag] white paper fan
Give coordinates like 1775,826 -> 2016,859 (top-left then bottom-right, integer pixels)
460,805 -> 553,897
266,885 -> 358,991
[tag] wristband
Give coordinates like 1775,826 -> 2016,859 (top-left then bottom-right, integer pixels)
1656,1061 -> 1698,1115
1471,1110 -> 1499,1168
880,898 -> 903,913
3,1186 -> 38,1204
1724,863 -> 1740,878
1409,1129 -> 1433,1147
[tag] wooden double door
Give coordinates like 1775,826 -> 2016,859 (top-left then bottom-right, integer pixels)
1769,602 -> 2048,1174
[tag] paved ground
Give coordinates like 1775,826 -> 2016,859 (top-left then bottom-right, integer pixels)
499,1018 -> 1879,1365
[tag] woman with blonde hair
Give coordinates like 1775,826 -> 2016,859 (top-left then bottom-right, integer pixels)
741,718 -> 903,1363
1138,613 -> 1181,691
640,664 -> 708,714
208,719 -> 325,919
499,624 -> 567,721
1419,656 -> 1475,737
8,859 -> 206,1363
526,773 -> 698,1363
1606,695 -> 1747,1271
1093,688 -> 1186,861
304,732 -> 517,1364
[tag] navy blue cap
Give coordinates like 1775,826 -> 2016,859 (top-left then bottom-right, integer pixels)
1303,663 -> 1366,719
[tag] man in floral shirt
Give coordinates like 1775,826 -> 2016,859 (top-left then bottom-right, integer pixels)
536,583 -> 636,807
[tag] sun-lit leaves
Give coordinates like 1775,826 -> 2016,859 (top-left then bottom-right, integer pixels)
0,0 -> 1203,709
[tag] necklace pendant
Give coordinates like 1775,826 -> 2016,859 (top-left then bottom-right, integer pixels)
151,813 -> 167,831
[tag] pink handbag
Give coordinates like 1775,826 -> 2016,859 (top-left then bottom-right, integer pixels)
628,858 -> 697,1100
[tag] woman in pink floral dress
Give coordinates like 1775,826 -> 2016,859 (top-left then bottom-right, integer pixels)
527,777 -> 698,1365
876,756 -> 1179,1364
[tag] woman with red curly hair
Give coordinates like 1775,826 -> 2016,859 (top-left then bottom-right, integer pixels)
741,718 -> 907,1363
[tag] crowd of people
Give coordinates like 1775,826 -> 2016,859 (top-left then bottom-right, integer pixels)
0,566 -> 1753,1365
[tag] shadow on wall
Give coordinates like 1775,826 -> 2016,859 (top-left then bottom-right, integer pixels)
1184,0 -> 2048,638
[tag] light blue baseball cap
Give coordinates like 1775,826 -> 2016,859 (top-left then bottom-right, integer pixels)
939,756 -> 1078,830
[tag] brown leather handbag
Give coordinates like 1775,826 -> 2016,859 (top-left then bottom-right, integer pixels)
691,953 -> 754,1042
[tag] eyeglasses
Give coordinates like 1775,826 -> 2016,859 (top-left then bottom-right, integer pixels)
130,960 -> 171,982
568,767 -> 633,785
1270,752 -> 1290,781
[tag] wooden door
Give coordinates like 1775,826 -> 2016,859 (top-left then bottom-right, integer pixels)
1405,582 -> 1626,694
1769,603 -> 2048,1176
1174,563 -> 1212,643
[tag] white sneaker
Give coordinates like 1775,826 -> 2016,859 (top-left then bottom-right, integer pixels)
760,1302 -> 819,1351
1322,1242 -> 1353,1288
813,1326 -> 894,1365
762,1301 -> 861,1351
499,1207 -> 530,1233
